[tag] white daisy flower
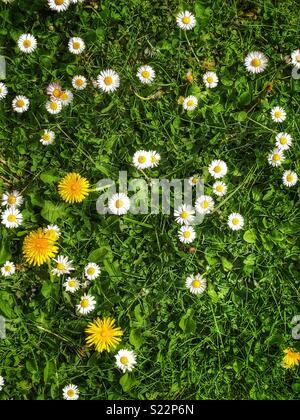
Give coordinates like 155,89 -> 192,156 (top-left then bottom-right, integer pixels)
70,0 -> 85,3
137,65 -> 155,84
115,349 -> 137,373
208,159 -> 228,179
275,132 -> 292,151
174,204 -> 195,225
203,71 -> 219,88
195,195 -> 214,215
2,190 -> 23,207
185,274 -> 207,294
17,34 -> 37,54
228,213 -> 244,231
1,207 -> 23,228
62,384 -> 79,401
183,95 -> 198,111
268,148 -> 285,167
60,90 -> 73,106
1,261 -> 16,277
40,130 -> 55,145
68,37 -> 85,55
52,255 -> 74,277
72,75 -> 87,90
77,294 -> 96,315
148,150 -> 161,168
46,100 -> 62,115
178,225 -> 196,244
212,181 -> 227,197
188,175 -> 200,186
63,277 -> 81,293
133,150 -> 151,170
0,82 -> 8,100
12,95 -> 29,113
48,0 -> 70,12
244,51 -> 268,74
44,224 -> 61,240
47,82 -> 62,99
108,193 -> 131,215
0,376 -> 4,391
97,69 -> 120,93
282,170 -> 298,187
84,262 -> 101,280
291,49 -> 300,69
271,106 -> 286,123
176,11 -> 196,30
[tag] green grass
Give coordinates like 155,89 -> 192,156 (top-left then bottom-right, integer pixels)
1,0 -> 300,400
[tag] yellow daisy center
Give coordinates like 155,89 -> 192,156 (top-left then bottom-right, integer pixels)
296,55 -> 300,62
73,41 -> 81,50
286,174 -> 294,182
50,102 -> 58,110
202,200 -> 209,209
232,218 -> 239,225
180,211 -> 189,219
75,79 -> 84,86
138,155 -> 146,164
87,267 -> 96,275
214,165 -> 221,173
7,214 -> 17,222
216,185 -> 223,192
274,111 -> 282,119
273,153 -> 281,161
7,195 -> 17,205
16,99 -> 25,108
80,298 -> 90,308
120,356 -> 129,365
192,177 -> 198,184
67,389 -> 75,397
68,280 -> 77,288
182,16 -> 191,24
141,70 -> 150,79
187,99 -> 194,107
52,88 -> 61,98
207,76 -> 214,84
280,137 -> 287,145
43,133 -> 51,142
4,265 -> 11,272
60,92 -> 69,101
192,279 -> 201,288
23,39 -> 32,48
115,199 -> 123,209
104,76 -> 113,86
251,58 -> 261,67
183,230 -> 191,238
57,263 -> 65,271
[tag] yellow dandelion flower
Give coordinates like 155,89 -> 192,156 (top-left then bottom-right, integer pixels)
58,173 -> 90,204
282,348 -> 300,369
85,317 -> 123,353
23,229 -> 59,266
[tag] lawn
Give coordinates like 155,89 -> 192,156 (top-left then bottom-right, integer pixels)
0,0 -> 300,400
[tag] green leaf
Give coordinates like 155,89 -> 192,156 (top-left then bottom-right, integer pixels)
40,172 -> 60,185
41,201 -> 66,223
238,92 -> 251,107
88,246 -> 113,263
221,256 -> 233,271
233,111 -> 248,122
129,329 -> 144,349
243,229 -> 257,244
119,373 -> 134,392
179,309 -> 196,334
